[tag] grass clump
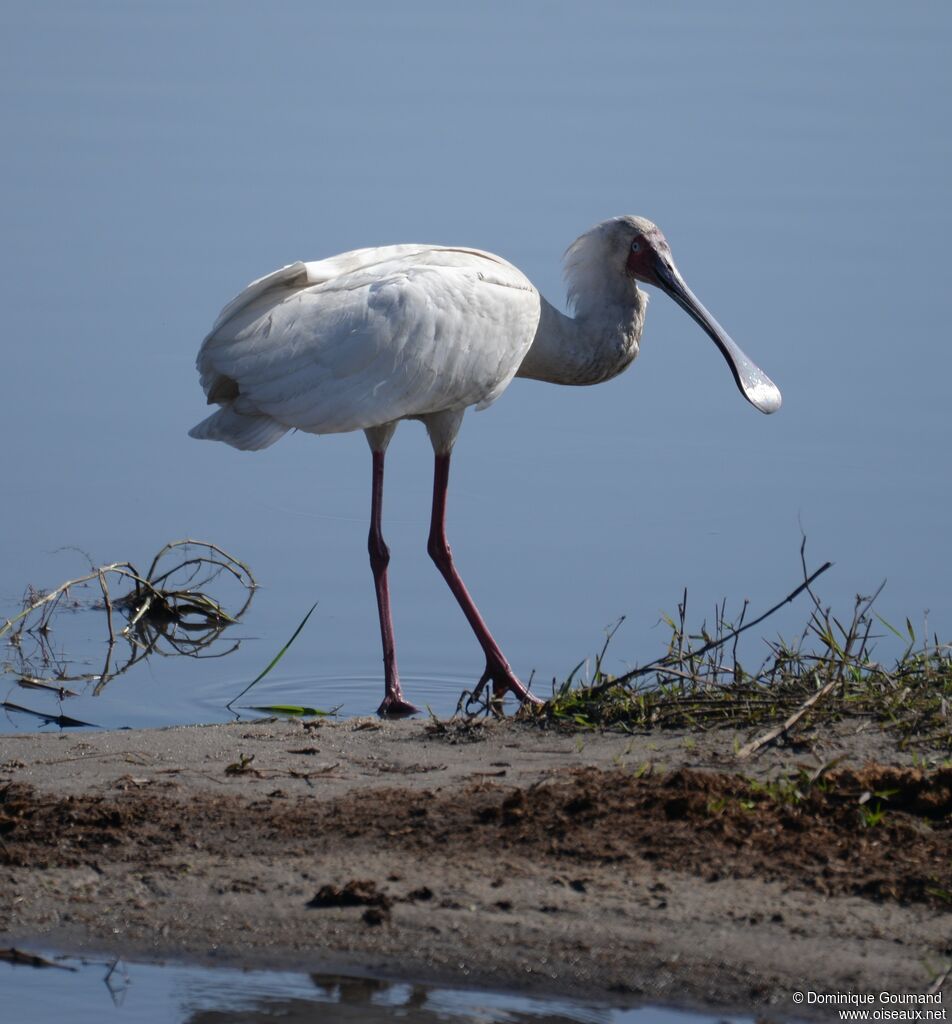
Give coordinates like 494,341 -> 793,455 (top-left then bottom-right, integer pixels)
544,543 -> 952,753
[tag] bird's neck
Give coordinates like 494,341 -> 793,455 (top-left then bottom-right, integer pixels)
516,290 -> 648,386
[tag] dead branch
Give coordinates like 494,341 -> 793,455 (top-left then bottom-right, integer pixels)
1,540 -> 256,699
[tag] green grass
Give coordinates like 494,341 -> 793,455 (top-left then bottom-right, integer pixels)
541,547 -> 952,752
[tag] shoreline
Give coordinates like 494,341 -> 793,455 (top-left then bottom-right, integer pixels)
1,717 -> 949,1015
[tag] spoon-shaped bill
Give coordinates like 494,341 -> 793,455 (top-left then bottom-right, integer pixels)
655,262 -> 782,415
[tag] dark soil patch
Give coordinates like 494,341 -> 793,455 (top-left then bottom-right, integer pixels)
2,764 -> 949,909
307,879 -> 393,925
307,879 -> 392,910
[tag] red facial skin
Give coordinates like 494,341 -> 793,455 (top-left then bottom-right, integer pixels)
624,229 -> 671,285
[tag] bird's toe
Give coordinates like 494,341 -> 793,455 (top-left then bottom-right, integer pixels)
377,693 -> 421,718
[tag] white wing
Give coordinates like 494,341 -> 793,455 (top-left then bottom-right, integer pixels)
190,246 -> 541,450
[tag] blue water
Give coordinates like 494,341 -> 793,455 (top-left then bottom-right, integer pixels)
5,4 -> 945,1017
1,4 -> 950,731
1,953 -> 756,1024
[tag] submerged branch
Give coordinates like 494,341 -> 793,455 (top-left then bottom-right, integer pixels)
1,540 -> 256,699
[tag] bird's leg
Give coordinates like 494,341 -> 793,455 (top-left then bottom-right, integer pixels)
368,448 -> 419,717
426,452 -> 542,711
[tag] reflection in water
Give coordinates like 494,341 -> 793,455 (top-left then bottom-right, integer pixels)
0,540 -> 255,727
295,973 -> 616,1023
3,951 -> 732,1024
180,969 -> 673,1023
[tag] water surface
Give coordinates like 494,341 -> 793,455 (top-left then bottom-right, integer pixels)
2,2 -> 949,731
2,953 -> 756,1024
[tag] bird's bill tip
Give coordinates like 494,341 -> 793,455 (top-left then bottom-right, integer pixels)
653,260 -> 782,415
743,375 -> 783,415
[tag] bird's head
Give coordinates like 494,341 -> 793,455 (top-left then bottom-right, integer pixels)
569,216 -> 782,415
620,216 -> 676,287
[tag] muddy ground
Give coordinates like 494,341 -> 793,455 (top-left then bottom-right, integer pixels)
1,716 -> 949,1017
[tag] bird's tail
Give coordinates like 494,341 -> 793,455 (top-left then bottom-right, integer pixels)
189,406 -> 289,451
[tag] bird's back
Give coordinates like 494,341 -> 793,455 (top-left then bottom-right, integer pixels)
190,245 -> 541,450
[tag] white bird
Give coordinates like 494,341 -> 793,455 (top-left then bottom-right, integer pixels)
190,216 -> 781,716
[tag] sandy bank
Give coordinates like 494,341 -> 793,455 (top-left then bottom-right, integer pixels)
1,717 -> 949,1016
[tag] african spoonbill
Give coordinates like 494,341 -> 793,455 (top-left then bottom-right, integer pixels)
190,216 -> 781,715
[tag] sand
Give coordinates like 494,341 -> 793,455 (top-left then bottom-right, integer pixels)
1,716 -> 949,1017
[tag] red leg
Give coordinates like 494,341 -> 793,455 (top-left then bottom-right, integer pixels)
369,449 -> 418,716
426,452 -> 542,709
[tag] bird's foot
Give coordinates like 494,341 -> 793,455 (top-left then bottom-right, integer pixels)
494,681 -> 545,714
466,662 -> 544,716
377,691 -> 421,717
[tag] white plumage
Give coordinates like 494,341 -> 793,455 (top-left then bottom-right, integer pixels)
190,247 -> 541,450
190,216 -> 780,715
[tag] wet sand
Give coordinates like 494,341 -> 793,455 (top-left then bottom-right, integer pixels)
1,717 -> 949,1016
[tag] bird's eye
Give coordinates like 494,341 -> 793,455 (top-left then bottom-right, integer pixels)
630,240 -> 641,253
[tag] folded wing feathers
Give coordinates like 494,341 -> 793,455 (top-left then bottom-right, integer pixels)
192,247 -> 540,449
